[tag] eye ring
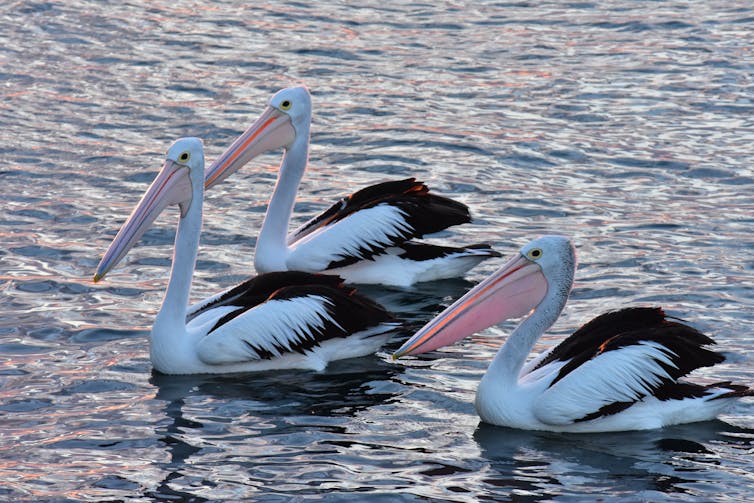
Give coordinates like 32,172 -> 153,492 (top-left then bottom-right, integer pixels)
527,248 -> 543,260
178,151 -> 191,163
280,100 -> 292,111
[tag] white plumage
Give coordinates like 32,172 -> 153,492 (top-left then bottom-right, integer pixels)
529,342 -> 685,426
94,137 -> 401,375
286,204 -> 414,272
395,235 -> 752,432
202,85 -> 500,286
197,295 -> 338,363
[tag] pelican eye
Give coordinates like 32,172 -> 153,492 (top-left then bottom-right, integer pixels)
527,248 -> 543,260
280,100 -> 292,111
178,151 -> 191,163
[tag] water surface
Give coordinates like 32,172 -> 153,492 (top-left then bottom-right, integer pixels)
1,1 -> 753,501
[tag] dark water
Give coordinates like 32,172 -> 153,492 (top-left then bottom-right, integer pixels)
2,1 -> 753,501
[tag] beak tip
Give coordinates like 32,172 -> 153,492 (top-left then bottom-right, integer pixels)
93,273 -> 103,283
391,350 -> 408,361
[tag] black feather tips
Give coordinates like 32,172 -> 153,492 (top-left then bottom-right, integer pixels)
203,271 -> 399,359
543,307 -> 750,423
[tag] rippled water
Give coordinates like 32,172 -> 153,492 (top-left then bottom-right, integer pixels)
2,1 -> 753,501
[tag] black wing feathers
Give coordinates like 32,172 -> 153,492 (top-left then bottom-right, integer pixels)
239,284 -> 397,359
188,271 -> 344,323
397,242 -> 502,262
575,401 -> 635,423
708,383 -> 754,400
545,307 -> 744,423
205,272 -> 398,359
545,307 -> 723,387
290,178 -> 472,244
577,381 -> 753,423
534,307 -> 667,373
599,323 -> 722,381
326,241 -> 501,270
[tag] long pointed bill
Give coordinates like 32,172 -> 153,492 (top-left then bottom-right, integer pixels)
393,254 -> 549,358
93,160 -> 193,282
204,106 -> 295,190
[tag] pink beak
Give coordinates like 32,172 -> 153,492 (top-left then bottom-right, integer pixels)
204,106 -> 295,190
94,160 -> 192,282
393,253 -> 549,358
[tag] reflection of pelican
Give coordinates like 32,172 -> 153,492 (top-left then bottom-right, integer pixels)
474,420 -> 731,462
395,235 -> 752,432
203,86 -> 500,286
144,357 -> 404,498
94,138 -> 401,374
150,356 -> 402,418
474,420 -> 754,498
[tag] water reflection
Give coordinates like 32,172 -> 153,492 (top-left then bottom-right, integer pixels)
357,277 -> 478,326
475,420 -> 754,500
150,357 -> 403,418
146,358 -> 405,498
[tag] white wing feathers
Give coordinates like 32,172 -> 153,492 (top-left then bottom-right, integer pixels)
533,341 -> 679,425
287,204 -> 413,271
195,295 -> 339,365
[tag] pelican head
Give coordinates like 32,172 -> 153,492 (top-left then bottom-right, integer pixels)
94,137 -> 204,282
393,235 -> 576,358
204,86 -> 312,189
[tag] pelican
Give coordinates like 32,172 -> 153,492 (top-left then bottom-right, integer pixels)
394,235 -> 752,432
203,86 -> 500,287
94,137 -> 402,375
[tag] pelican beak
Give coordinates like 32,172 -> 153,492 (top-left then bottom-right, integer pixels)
94,160 -> 193,282
393,254 -> 549,358
204,106 -> 295,190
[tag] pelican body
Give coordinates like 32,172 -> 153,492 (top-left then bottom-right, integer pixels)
203,86 -> 500,287
94,138 -> 401,375
394,235 -> 751,432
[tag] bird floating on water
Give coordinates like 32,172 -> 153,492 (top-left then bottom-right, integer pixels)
394,235 -> 752,432
94,137 -> 401,375
203,85 -> 500,287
